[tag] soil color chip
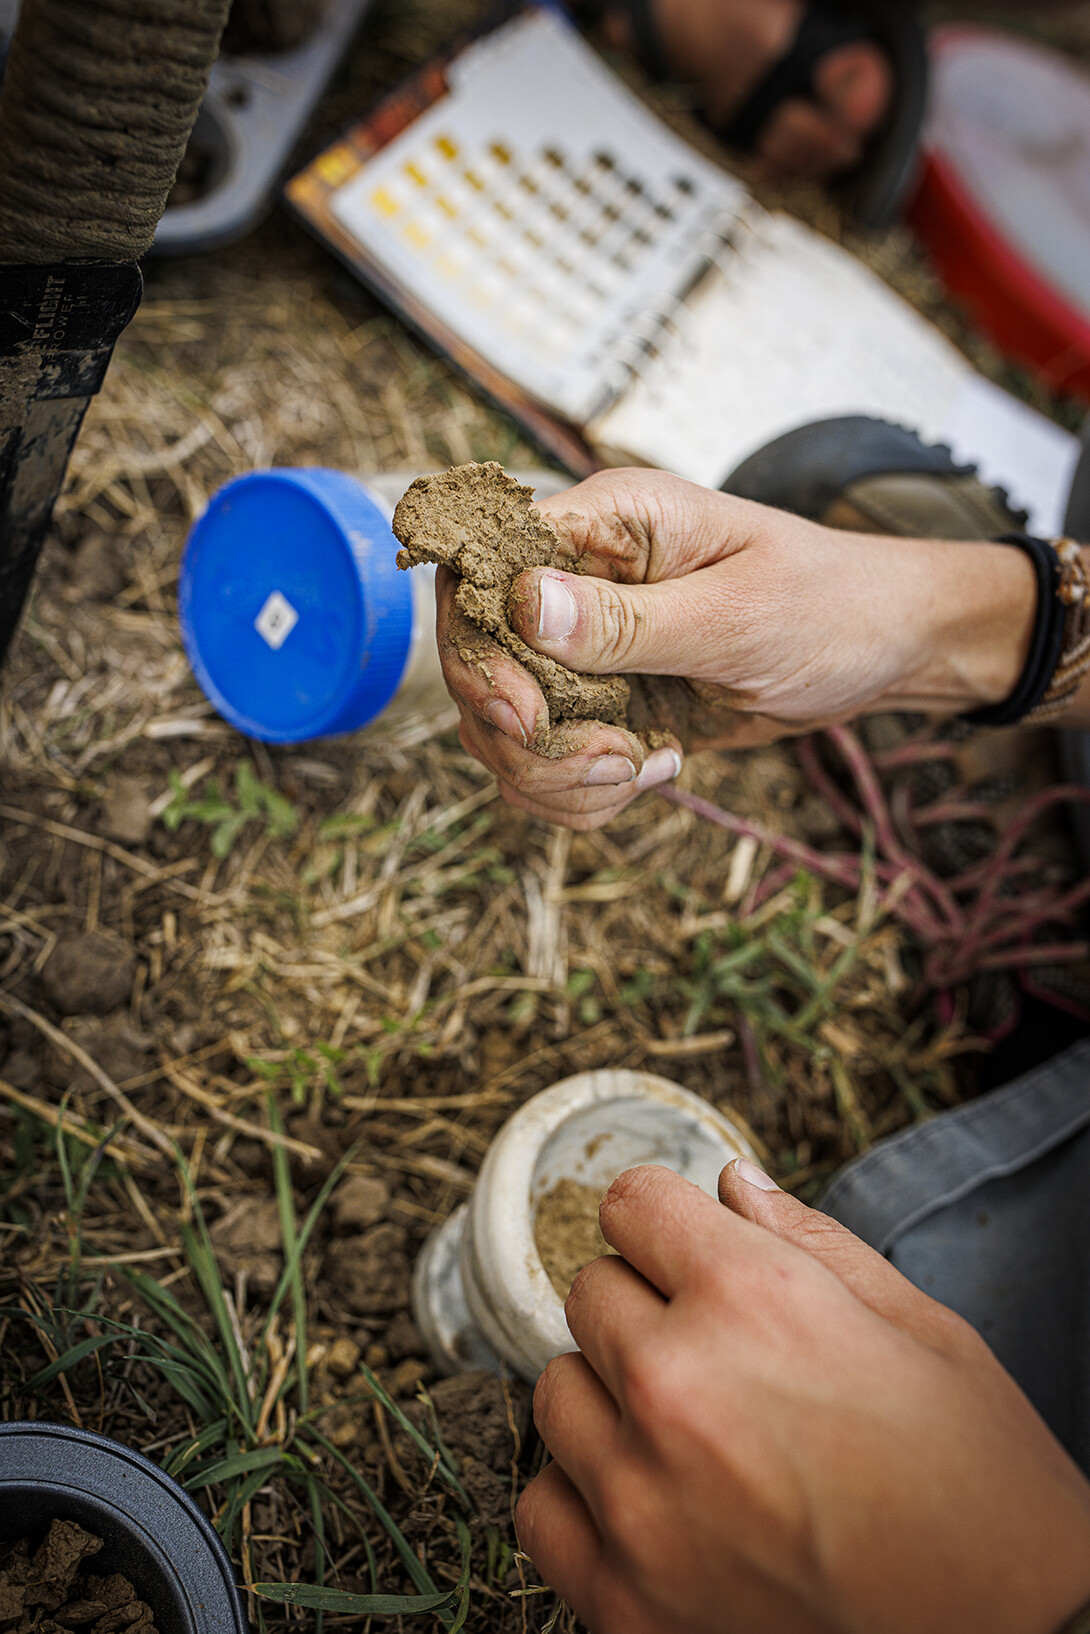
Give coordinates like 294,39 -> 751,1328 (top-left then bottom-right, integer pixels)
393,462 -> 630,753
534,1177 -> 618,1299
0,1519 -> 159,1634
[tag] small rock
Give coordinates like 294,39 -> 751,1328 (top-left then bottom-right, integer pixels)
101,777 -> 154,847
39,932 -> 137,1017
332,1175 -> 389,1233
324,1397 -> 364,1447
327,1336 -> 361,1379
391,1357 -> 427,1395
211,1197 -> 282,1254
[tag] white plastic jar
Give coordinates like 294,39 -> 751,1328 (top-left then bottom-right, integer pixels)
412,1068 -> 756,1382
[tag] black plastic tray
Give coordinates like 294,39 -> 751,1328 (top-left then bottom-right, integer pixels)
0,1423 -> 248,1634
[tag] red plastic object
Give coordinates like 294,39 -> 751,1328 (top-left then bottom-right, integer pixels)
908,26 -> 1090,405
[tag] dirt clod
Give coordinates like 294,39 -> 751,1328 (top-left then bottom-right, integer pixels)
331,1175 -> 389,1233
0,1521 -> 158,1634
39,933 -> 137,1017
393,461 -> 630,753
534,1178 -> 617,1299
338,1222 -> 411,1315
424,1369 -> 530,1474
210,1197 -> 283,1295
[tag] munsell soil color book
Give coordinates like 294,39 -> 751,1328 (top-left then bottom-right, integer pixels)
285,3 -> 1078,532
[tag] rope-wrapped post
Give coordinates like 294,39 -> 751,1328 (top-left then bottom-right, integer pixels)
0,0 -> 231,664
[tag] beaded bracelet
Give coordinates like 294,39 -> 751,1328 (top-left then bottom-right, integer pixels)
966,534 -> 1090,727
1056,1599 -> 1090,1634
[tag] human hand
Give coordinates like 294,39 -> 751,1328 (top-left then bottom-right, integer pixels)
439,467 -> 1034,830
515,1162 -> 1090,1634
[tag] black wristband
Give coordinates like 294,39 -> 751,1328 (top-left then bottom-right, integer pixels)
964,533 -> 1066,727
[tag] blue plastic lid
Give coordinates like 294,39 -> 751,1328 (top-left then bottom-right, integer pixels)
179,467 -> 414,743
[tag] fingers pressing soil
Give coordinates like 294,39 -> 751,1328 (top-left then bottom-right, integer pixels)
393,461 -> 631,754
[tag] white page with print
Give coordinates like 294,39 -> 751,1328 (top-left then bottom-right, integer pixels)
589,212 -> 1076,534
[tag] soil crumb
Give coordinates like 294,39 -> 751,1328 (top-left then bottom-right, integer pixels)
534,1178 -> 617,1299
0,1519 -> 159,1634
392,462 -> 630,754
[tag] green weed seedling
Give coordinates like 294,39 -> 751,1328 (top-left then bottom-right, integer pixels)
161,762 -> 297,858
247,1042 -> 346,1108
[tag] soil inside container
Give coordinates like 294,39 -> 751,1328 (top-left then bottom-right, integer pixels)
0,1519 -> 159,1634
534,1177 -> 618,1299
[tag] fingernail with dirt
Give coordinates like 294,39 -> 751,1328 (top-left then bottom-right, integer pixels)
537,573 -> 577,643
485,699 -> 527,744
635,748 -> 682,790
585,755 -> 638,787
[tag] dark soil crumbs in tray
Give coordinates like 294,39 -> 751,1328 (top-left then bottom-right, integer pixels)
0,1521 -> 157,1634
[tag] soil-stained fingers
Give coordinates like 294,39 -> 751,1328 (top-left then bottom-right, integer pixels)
435,564 -> 545,746
457,706 -> 640,797
456,706 -> 681,831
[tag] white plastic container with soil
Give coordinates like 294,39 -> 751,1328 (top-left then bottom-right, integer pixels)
412,1069 -> 756,1382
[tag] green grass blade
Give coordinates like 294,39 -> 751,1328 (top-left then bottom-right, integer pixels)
217,1463 -> 295,1550
185,1446 -> 287,1489
165,1419 -> 233,1479
262,1129 -> 359,1351
54,1093 -> 76,1212
310,1430 -> 442,1602
357,1363 -> 468,1505
304,1473 -> 326,1634
792,939 -> 865,1034
120,1275 -> 237,1423
123,1270 -> 235,1392
24,1331 -> 121,1389
72,1119 -> 125,1218
176,1197 -> 255,1436
139,1357 -> 222,1423
447,1517 -> 473,1634
252,1585 -> 453,1615
765,930 -> 823,993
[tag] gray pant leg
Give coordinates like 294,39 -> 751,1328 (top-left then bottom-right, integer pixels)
822,1041 -> 1090,1474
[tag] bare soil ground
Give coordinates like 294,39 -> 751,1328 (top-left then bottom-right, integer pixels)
2,3 -> 1088,1631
